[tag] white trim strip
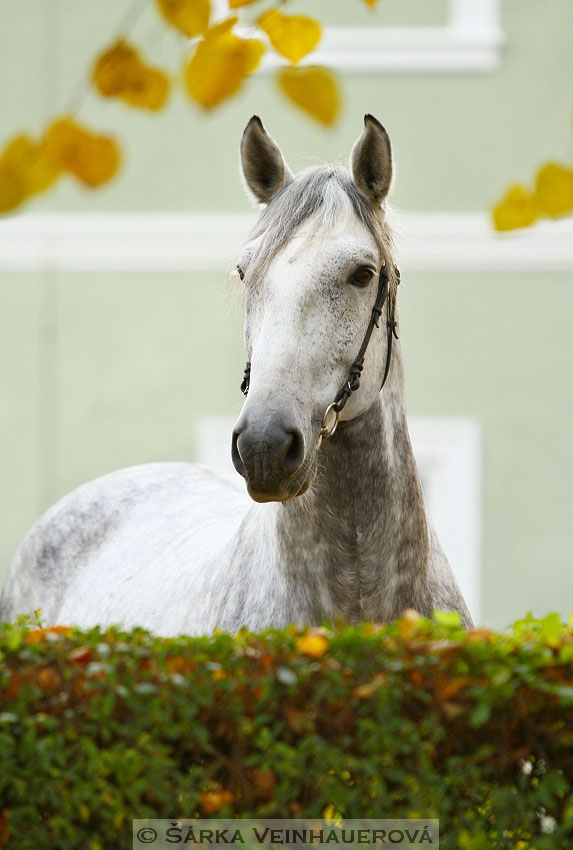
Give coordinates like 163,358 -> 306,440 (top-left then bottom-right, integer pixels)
0,212 -> 572,273
259,25 -> 505,74
237,0 -> 504,74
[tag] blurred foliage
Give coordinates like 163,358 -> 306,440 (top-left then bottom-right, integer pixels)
0,0 -> 357,214
492,161 -> 573,232
93,40 -> 170,110
1,610 -> 573,849
184,18 -> 265,109
278,66 -> 340,127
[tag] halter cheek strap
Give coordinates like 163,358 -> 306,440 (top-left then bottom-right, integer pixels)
239,265 -> 400,438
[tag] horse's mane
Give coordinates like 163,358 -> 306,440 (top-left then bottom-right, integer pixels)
241,164 -> 399,307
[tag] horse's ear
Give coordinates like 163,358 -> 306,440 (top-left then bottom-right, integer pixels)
351,114 -> 393,205
240,116 -> 293,205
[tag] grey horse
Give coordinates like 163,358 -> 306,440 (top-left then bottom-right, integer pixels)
0,115 -> 473,634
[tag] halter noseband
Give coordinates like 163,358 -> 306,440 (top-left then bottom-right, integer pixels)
240,264 -> 400,439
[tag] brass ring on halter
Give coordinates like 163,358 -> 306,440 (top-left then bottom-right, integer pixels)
320,402 -> 340,438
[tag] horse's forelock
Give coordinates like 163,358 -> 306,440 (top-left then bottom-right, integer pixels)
242,165 -> 398,301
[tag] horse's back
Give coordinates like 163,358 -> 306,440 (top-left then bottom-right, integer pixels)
0,462 -> 250,629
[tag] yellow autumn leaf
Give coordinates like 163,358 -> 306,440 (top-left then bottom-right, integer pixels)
229,0 -> 259,7
0,159 -> 26,213
13,137 -> 62,195
44,118 -> 121,188
296,633 -> 329,657
156,0 -> 210,37
0,134 -> 61,213
122,68 -> 170,111
534,162 -> 573,218
184,19 -> 265,109
278,67 -> 340,126
93,41 -> 138,96
259,9 -> 321,64
492,185 -> 539,232
93,41 -> 170,111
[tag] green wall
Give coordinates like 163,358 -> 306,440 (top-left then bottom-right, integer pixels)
1,0 -> 572,627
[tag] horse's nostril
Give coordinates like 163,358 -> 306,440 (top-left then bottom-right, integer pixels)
231,430 -> 246,477
282,428 -> 305,474
231,418 -> 305,483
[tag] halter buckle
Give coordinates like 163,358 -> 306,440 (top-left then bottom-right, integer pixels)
320,402 -> 340,438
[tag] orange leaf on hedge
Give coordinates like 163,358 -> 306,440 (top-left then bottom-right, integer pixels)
278,67 -> 340,126
68,646 -> 94,665
184,19 -> 264,109
252,767 -> 276,797
200,790 -> 233,814
156,0 -> 210,37
398,608 -> 423,639
259,9 -> 321,64
36,667 -> 63,693
25,625 -> 73,645
438,676 -> 468,700
44,118 -> 121,188
166,655 -> 196,674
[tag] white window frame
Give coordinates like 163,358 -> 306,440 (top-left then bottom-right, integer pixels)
408,416 -> 482,622
256,0 -> 505,74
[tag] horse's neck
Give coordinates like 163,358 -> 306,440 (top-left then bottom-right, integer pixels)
276,354 -> 432,622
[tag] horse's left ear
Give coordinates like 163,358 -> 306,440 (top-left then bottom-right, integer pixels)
351,114 -> 393,205
240,115 -> 294,205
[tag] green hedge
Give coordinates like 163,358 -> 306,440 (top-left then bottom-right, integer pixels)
0,611 -> 572,850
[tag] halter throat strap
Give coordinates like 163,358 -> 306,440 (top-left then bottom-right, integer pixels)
239,264 -> 400,439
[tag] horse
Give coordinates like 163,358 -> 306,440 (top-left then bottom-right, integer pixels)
0,115 -> 473,634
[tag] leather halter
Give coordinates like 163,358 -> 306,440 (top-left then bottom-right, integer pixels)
240,264 -> 400,439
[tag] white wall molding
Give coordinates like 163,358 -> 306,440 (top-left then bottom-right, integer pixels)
253,0 -> 505,74
1,211 -> 572,273
260,25 -> 505,75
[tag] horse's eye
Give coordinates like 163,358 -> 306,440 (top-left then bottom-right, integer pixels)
236,265 -> 245,281
349,267 -> 374,288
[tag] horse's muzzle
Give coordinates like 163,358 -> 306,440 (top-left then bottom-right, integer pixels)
231,415 -> 306,502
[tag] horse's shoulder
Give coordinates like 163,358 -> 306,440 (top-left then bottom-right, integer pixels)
33,461 -> 242,550
1,462 -> 248,623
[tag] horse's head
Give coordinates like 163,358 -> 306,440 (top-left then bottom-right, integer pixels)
232,115 -> 397,503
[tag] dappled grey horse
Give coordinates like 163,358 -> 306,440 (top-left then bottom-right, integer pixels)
0,115 -> 473,634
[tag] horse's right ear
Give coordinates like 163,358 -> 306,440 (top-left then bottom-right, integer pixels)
351,114 -> 393,205
240,116 -> 293,205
